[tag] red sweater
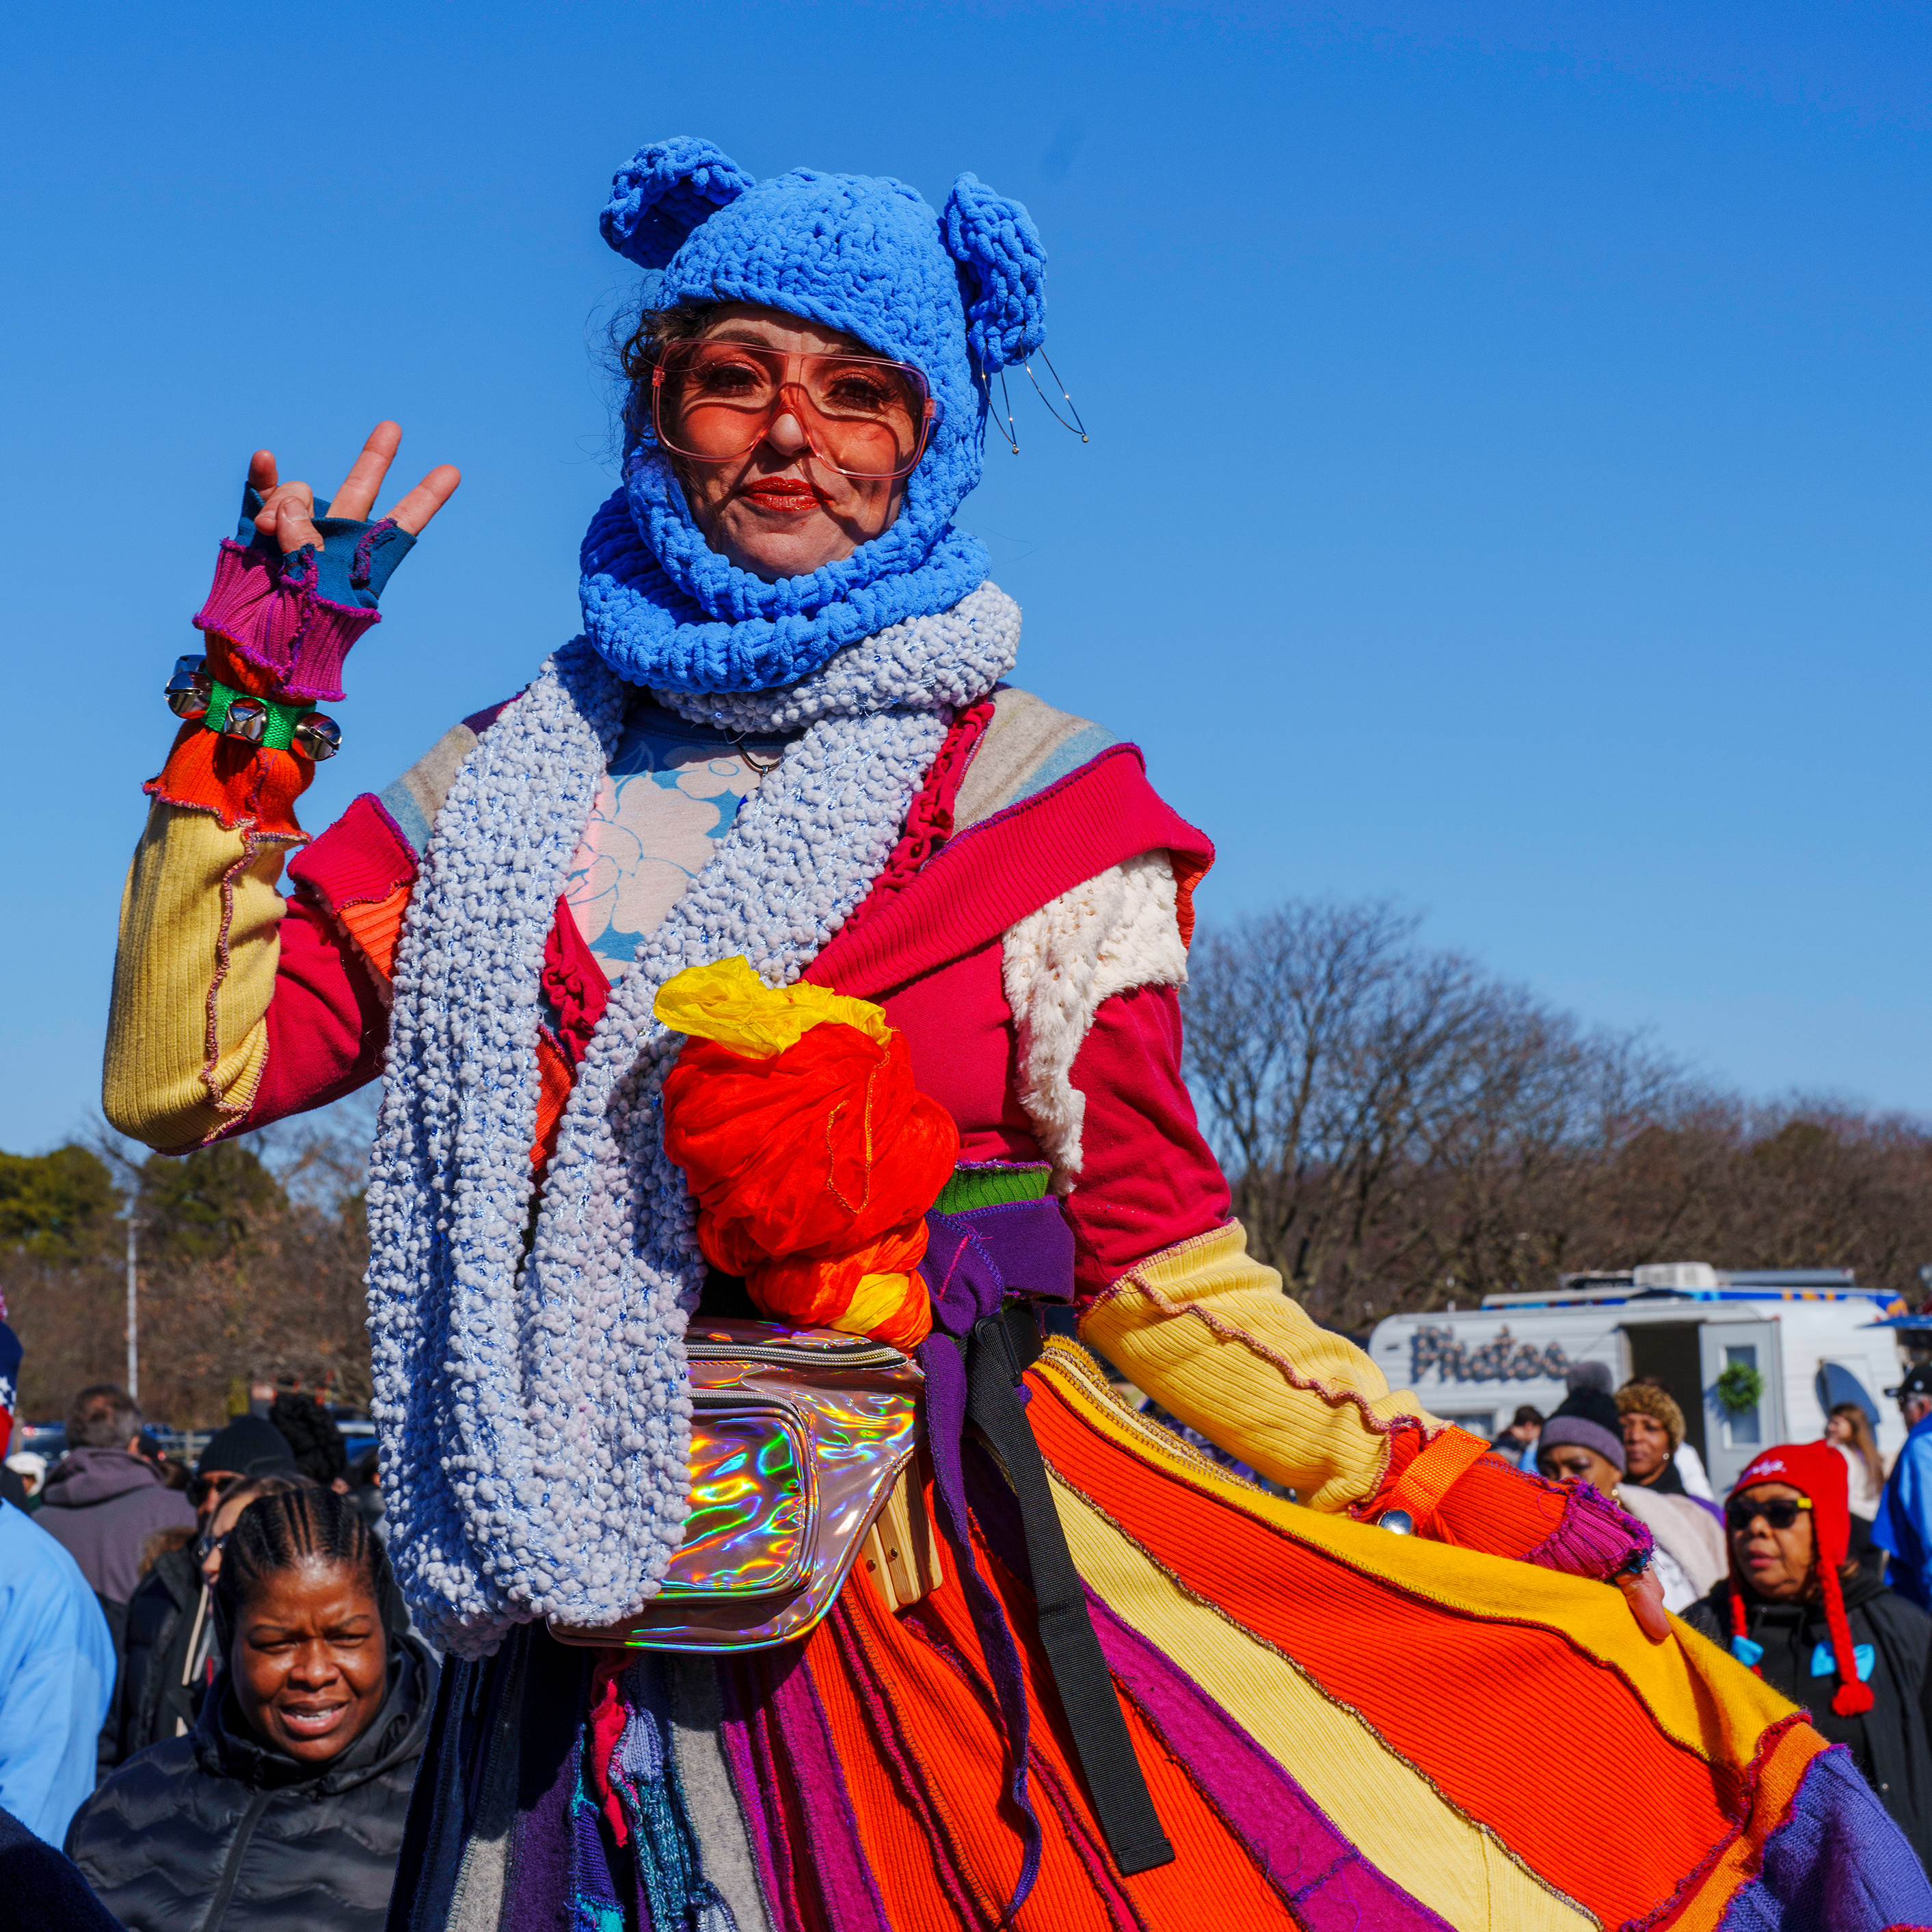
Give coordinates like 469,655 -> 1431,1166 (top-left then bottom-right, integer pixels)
264,731 -> 1228,1303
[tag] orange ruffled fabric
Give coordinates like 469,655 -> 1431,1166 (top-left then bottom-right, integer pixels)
658,959 -> 959,1350
143,636 -> 320,840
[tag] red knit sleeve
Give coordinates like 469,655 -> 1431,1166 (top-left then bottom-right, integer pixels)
236,900 -> 392,1129
1064,983 -> 1231,1303
228,793 -> 419,1133
1354,1422 -> 1653,1579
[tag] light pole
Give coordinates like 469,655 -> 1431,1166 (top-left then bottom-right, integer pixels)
124,1205 -> 139,1402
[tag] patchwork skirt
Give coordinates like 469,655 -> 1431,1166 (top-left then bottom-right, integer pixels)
388,1340 -> 1932,1932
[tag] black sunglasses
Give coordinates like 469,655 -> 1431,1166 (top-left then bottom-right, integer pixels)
190,1471 -> 255,1514
1726,1496 -> 1814,1533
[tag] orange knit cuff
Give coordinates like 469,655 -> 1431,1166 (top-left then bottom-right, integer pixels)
1379,1426 -> 1494,1526
1430,1451 -> 1572,1559
1358,1422 -> 1650,1581
1356,1423 -> 1498,1531
145,720 -> 313,841
1356,1419 -> 1571,1556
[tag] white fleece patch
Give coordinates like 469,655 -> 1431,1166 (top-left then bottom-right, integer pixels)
1002,851 -> 1188,1192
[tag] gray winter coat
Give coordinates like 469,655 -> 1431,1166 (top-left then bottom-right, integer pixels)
35,1448 -> 196,1604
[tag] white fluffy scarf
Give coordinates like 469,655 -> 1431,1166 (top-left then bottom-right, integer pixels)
365,585 -> 1019,1654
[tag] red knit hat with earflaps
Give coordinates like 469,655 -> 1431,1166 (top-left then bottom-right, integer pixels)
1728,1441 -> 1874,1717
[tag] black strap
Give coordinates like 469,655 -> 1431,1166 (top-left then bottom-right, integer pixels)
963,1306 -> 1175,1875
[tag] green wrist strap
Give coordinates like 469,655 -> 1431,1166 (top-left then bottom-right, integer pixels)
204,680 -> 310,753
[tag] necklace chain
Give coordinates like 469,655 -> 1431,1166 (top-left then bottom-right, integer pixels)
729,732 -> 782,777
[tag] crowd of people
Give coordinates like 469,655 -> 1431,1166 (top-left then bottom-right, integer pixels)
0,1331 -> 419,1929
1486,1358 -> 1932,1865
9,1304 -> 1932,1920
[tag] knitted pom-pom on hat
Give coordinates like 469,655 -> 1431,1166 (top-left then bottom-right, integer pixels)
1728,1441 -> 1875,1717
942,173 -> 1047,373
600,137 -> 756,270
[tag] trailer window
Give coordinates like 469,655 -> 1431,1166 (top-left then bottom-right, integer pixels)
1434,1411 -> 1497,1441
1816,1363 -> 1879,1430
1724,1344 -> 1762,1446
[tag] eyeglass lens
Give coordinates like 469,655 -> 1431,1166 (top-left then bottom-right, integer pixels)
656,344 -> 928,479
1726,1499 -> 1806,1531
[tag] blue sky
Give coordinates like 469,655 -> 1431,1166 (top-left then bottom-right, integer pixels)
2,3 -> 1928,1152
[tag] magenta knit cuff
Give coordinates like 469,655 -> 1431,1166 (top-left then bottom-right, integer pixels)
193,539 -> 381,705
1525,1479 -> 1655,1582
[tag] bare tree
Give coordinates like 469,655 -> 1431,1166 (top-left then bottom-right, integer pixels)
1179,900 -> 1932,1326
3,1099 -> 377,1426
1185,902 -> 1476,1306
1182,902 -> 1633,1321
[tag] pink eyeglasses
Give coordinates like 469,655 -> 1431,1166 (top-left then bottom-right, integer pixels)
653,339 -> 935,481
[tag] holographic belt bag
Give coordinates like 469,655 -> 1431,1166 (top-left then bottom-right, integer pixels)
548,1316 -> 939,1654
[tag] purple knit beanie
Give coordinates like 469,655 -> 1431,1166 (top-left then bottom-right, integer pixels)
1538,1362 -> 1626,1473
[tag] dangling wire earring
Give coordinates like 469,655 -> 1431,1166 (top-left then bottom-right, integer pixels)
1025,349 -> 1088,442
978,354 -> 1087,453
979,369 -> 1020,455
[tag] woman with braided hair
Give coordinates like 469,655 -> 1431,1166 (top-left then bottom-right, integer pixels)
66,1488 -> 435,1931
101,137 -> 1931,1928
111,1470 -> 312,1767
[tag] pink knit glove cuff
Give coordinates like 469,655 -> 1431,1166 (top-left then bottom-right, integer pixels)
192,537 -> 382,706
1525,1479 -> 1655,1583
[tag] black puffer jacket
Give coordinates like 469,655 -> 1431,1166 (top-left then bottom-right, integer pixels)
108,1543 -> 213,1769
65,1631 -> 435,1932
1685,1568 -> 1932,1866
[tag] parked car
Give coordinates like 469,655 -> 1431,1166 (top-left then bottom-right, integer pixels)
15,1422 -> 67,1462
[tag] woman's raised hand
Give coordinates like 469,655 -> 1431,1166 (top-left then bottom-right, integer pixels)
247,422 -> 460,556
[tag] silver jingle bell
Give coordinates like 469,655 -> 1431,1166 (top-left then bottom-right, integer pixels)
1378,1509 -> 1415,1535
164,653 -> 211,721
293,712 -> 341,762
224,697 -> 270,745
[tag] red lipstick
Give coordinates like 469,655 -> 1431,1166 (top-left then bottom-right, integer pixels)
742,478 -> 820,513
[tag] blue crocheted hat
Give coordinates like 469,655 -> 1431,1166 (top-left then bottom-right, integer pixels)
580,137 -> 1048,694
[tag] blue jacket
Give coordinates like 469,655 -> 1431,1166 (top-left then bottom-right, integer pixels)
0,1501 -> 116,1844
1874,1412 -> 1932,1611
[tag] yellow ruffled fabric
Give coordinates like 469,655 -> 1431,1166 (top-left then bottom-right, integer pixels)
654,955 -> 892,1057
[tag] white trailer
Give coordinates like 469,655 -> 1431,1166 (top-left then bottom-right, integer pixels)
1365,1265 -> 1913,1495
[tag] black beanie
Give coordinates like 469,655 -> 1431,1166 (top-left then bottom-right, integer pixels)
1537,1361 -> 1626,1473
196,1412 -> 297,1481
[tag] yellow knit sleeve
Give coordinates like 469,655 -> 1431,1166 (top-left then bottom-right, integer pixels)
1077,1222 -> 1439,1512
102,805 -> 293,1153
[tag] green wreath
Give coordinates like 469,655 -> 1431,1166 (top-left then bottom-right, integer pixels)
1715,1361 -> 1765,1417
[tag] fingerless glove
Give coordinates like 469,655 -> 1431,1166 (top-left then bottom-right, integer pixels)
147,488 -> 418,840
193,487 -> 416,704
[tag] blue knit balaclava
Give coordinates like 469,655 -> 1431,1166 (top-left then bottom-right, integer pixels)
579,137 -> 1047,694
